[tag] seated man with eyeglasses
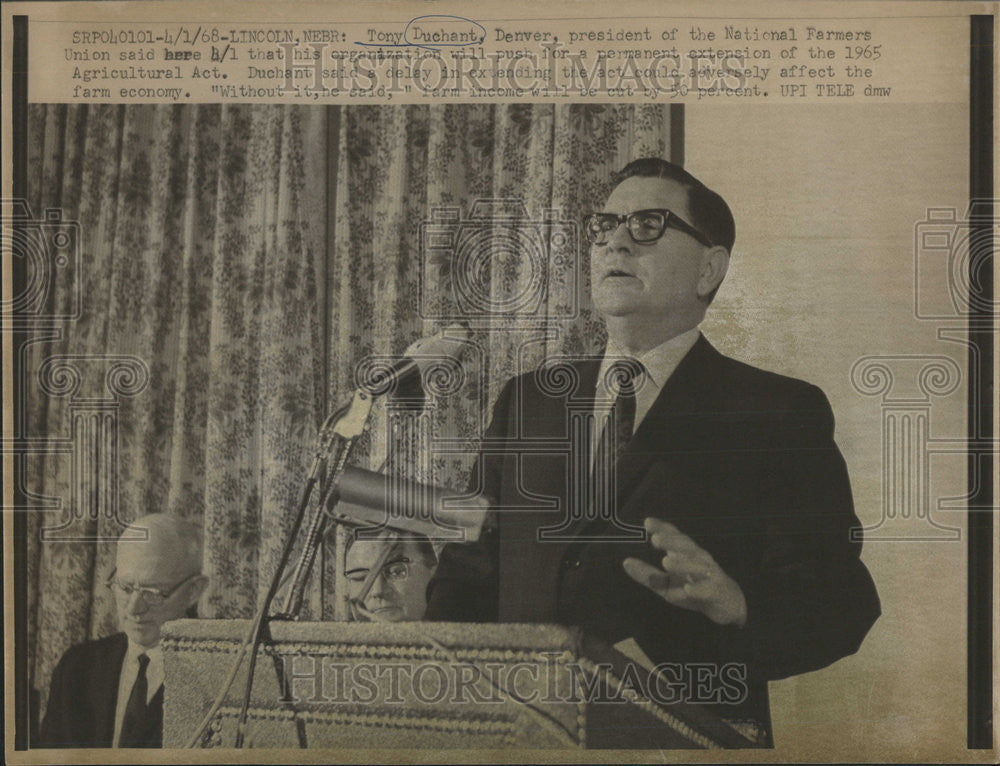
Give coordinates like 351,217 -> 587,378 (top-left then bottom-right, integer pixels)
345,531 -> 438,622
38,514 -> 208,748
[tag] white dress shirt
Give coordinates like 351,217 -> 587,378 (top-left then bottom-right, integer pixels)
591,327 -> 701,464
112,641 -> 164,747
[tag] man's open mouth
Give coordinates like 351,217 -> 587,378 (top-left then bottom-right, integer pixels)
605,269 -> 636,278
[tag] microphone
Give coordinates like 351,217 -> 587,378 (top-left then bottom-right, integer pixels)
360,323 -> 471,396
328,465 -> 489,542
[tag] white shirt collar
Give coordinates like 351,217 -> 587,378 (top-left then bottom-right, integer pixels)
598,326 -> 701,392
593,326 -> 700,437
125,639 -> 163,665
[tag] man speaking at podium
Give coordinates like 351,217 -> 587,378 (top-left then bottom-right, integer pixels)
424,158 -> 881,741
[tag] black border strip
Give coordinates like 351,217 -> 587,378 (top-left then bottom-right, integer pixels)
968,14 -> 994,752
11,14 -> 30,752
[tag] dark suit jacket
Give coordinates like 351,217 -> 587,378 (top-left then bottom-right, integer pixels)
37,632 -> 164,748
425,335 -> 881,735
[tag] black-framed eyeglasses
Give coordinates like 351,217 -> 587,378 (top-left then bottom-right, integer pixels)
345,557 -> 415,587
106,568 -> 200,606
583,209 -> 714,248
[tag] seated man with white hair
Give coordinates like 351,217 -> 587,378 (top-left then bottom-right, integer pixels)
38,514 -> 208,748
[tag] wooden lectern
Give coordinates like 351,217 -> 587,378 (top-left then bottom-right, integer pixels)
161,619 -> 758,750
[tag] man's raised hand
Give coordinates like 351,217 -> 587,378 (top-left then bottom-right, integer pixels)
622,517 -> 747,627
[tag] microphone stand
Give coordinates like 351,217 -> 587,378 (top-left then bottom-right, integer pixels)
232,387 -> 374,748
275,392 -> 370,619
229,322 -> 470,746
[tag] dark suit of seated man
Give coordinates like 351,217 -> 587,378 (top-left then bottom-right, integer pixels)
425,158 -> 881,745
38,514 -> 208,748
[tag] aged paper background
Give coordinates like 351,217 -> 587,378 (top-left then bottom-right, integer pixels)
3,1 -> 997,763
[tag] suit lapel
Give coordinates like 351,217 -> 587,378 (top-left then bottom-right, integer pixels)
498,357 -> 602,619
548,336 -> 723,540
146,686 -> 165,747
515,339 -> 725,545
523,357 -> 601,534
613,335 -> 724,524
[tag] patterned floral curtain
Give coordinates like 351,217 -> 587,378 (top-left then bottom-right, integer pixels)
23,102 -> 674,711
24,104 -> 328,713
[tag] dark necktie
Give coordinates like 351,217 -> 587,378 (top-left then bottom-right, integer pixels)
119,653 -> 152,748
592,360 -> 641,493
